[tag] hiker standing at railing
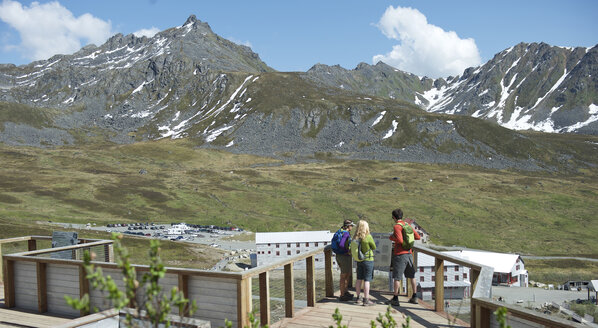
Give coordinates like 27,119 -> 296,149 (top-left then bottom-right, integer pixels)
331,219 -> 356,301
350,220 -> 377,306
386,208 -> 420,306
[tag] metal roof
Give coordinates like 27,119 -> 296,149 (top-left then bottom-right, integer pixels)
443,250 -> 522,273
255,231 -> 333,244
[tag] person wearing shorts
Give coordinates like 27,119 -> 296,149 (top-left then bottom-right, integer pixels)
351,220 -> 377,306
387,208 -> 420,306
335,219 -> 355,301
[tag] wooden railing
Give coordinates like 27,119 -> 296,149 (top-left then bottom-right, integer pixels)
1,236 -> 583,327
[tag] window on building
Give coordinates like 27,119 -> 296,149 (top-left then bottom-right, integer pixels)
324,242 -> 327,245
432,275 -> 435,281
315,242 -> 319,247
455,275 -> 459,281
287,251 -> 291,255
276,251 -> 280,256
455,266 -> 459,272
516,265 -> 520,270
268,251 -> 271,254
296,243 -> 300,247
420,276 -> 425,282
296,250 -> 300,254
287,243 -> 290,247
276,244 -> 279,248
444,267 -> 447,272
305,242 -> 309,247
420,267 -> 424,272
268,243 -> 271,246
444,276 -> 447,281
315,258 -> 319,262
463,273 -> 467,279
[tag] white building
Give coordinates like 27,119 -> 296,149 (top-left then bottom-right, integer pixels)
167,223 -> 190,236
255,231 -> 333,269
415,252 -> 471,301
444,250 -> 528,287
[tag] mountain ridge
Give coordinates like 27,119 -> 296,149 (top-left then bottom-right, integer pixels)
0,15 -> 597,172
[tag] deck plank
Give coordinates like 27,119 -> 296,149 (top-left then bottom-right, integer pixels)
271,292 -> 468,328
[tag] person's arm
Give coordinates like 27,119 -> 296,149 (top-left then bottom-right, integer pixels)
413,227 -> 421,240
367,235 -> 376,251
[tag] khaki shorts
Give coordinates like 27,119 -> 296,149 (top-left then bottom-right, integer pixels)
336,253 -> 352,274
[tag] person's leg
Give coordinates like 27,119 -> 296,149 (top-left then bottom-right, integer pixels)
340,273 -> 349,295
355,279 -> 362,299
364,281 -> 370,300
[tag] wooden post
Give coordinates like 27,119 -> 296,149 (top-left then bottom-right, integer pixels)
178,274 -> 189,315
237,277 -> 252,328
324,248 -> 334,297
412,250 -> 418,297
434,258 -> 444,312
472,301 -> 491,328
0,244 -> 3,283
306,256 -> 315,307
259,271 -> 270,326
37,262 -> 47,313
28,239 -> 37,251
104,244 -> 113,262
79,264 -> 89,316
4,259 -> 15,308
284,263 -> 294,318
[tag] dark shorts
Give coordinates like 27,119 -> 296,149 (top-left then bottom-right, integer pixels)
392,253 -> 415,280
336,253 -> 352,274
356,260 -> 374,282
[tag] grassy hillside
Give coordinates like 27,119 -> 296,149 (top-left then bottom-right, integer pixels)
0,138 -> 597,258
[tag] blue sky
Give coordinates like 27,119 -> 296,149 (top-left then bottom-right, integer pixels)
0,0 -> 597,78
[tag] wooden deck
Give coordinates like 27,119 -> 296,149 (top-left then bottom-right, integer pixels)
271,291 -> 469,328
0,284 -> 74,328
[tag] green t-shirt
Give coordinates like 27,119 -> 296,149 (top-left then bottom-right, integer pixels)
351,234 -> 376,261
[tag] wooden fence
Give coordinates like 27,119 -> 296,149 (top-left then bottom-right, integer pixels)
1,236 -> 582,327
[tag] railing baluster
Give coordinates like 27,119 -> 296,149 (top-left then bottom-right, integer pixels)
259,271 -> 270,326
324,248 -> 334,297
78,264 -> 89,316
37,262 -> 47,313
306,256 -> 315,307
434,258 -> 444,312
284,263 -> 294,318
28,239 -> 37,251
237,277 -> 251,327
4,259 -> 15,308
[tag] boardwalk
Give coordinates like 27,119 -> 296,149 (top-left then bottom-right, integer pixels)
271,291 -> 468,328
0,284 -> 74,328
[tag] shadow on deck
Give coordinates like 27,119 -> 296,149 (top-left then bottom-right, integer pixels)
272,291 -> 468,328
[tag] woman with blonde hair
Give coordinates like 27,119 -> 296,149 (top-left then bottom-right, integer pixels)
350,219 -> 377,306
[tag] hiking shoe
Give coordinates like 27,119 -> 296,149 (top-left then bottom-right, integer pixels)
408,296 -> 418,304
386,298 -> 400,306
343,291 -> 354,298
339,294 -> 353,301
363,299 -> 376,306
353,296 -> 363,304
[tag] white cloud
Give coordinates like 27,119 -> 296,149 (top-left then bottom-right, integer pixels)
133,27 -> 160,38
227,36 -> 252,48
373,6 -> 481,78
0,0 -> 112,61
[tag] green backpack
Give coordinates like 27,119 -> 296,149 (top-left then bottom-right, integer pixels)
397,222 -> 415,250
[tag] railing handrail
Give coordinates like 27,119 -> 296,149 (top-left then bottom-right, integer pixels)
413,244 -> 484,271
8,239 -> 113,257
240,246 -> 326,279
